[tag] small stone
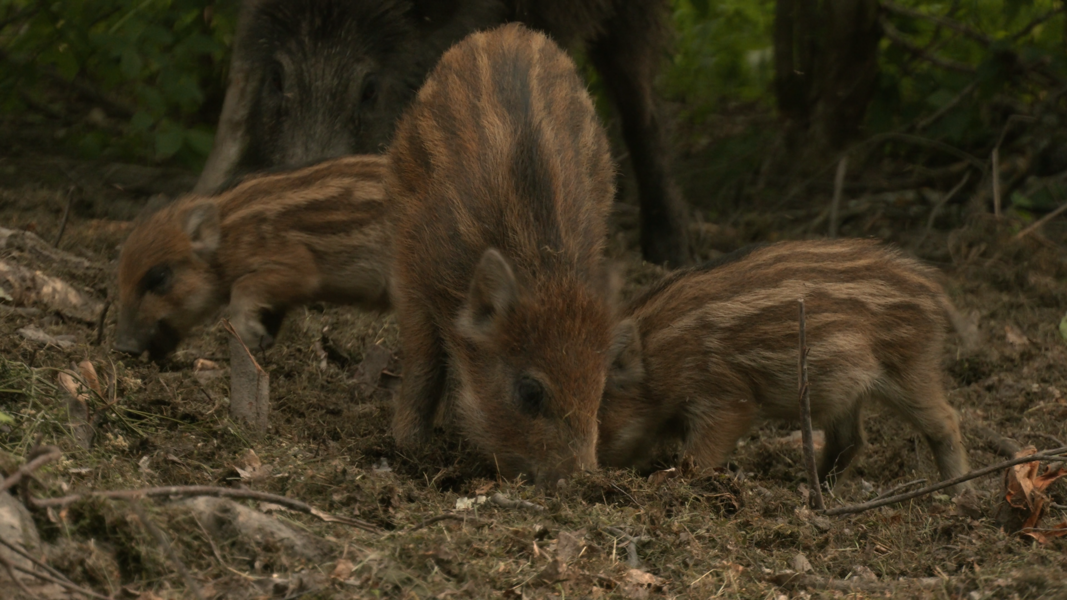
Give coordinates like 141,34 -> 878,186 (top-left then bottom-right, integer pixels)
791,552 -> 813,573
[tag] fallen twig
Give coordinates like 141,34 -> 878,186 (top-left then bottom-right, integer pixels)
28,484 -> 382,534
1015,195 -> 1067,241
129,501 -> 203,600
828,156 -> 848,239
604,526 -> 650,568
916,171 -> 971,248
93,299 -> 110,347
825,446 -> 1067,515
0,445 -> 61,493
53,186 -> 76,248
797,299 -> 825,511
873,479 -> 927,501
488,493 -> 544,512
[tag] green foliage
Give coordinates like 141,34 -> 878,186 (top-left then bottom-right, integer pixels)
664,0 -> 776,121
0,0 -> 236,168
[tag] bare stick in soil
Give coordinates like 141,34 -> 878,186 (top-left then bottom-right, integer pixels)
797,299 -> 825,511
829,156 -> 849,239
824,446 -> 1067,516
129,501 -> 204,600
992,148 -> 1002,217
0,445 -> 61,493
92,299 -> 110,346
53,186 -> 75,248
223,319 -> 270,432
28,484 -> 382,534
1015,196 -> 1067,240
917,171 -> 971,248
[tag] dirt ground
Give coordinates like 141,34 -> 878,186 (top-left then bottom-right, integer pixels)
2,116 -> 1067,600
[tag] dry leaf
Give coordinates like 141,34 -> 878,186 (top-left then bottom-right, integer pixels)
535,558 -> 569,584
331,558 -> 356,581
647,468 -> 678,486
791,553 -> 813,573
1004,325 -> 1030,349
234,448 -> 271,481
1002,446 -> 1067,542
555,529 -> 588,563
0,259 -> 103,322
620,568 -> 666,600
194,358 -> 220,371
353,343 -> 394,393
19,325 -> 75,348
77,360 -> 103,397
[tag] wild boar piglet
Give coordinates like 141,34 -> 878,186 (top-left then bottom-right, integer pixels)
599,239 -> 972,493
116,155 -> 391,360
387,24 -> 630,488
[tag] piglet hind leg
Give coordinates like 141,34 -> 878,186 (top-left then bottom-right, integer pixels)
228,262 -> 320,352
881,377 -> 971,493
817,400 -> 867,490
392,297 -> 449,449
682,400 -> 758,474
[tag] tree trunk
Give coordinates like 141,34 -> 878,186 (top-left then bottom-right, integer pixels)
774,0 -> 882,160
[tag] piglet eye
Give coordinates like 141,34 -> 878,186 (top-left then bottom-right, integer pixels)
515,377 -> 546,416
140,265 -> 173,295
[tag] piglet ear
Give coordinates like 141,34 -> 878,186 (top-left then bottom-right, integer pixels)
184,203 -> 221,262
607,318 -> 644,392
459,248 -> 518,339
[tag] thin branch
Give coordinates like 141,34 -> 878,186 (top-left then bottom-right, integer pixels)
824,447 -> 1067,516
917,171 -> 971,247
93,299 -> 111,347
873,479 -> 927,501
797,299 -> 825,511
129,501 -> 203,600
1015,194 -> 1067,241
992,148 -> 1002,217
0,446 -> 61,493
0,552 -> 37,599
914,81 -> 979,132
1011,6 -> 1066,41
880,17 -> 976,73
53,187 -> 75,248
828,156 -> 849,239
881,0 -> 993,45
0,536 -> 82,589
28,485 -> 382,534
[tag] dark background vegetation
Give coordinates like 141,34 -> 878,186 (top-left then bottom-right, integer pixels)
2,1 -> 1067,598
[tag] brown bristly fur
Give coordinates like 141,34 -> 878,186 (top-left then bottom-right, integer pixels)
387,24 -> 629,488
599,238 -> 973,493
115,155 -> 391,360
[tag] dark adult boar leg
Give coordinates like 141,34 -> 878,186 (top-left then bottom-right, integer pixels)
392,299 -> 449,447
589,6 -> 690,267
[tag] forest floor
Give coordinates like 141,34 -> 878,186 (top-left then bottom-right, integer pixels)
1,114 -> 1067,600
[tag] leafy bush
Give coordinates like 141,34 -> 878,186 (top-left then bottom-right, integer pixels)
0,0 -> 236,168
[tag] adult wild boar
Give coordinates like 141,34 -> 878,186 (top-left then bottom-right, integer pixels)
387,24 -> 632,487
196,0 -> 690,267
